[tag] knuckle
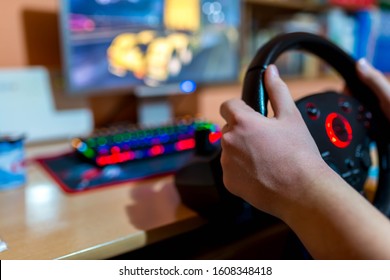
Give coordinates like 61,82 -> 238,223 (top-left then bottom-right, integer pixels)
221,133 -> 234,150
221,124 -> 229,134
230,110 -> 247,125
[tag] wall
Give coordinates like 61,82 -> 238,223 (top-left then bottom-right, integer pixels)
0,0 -> 140,127
0,0 -> 59,67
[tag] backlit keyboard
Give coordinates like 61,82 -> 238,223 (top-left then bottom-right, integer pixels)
71,118 -> 221,166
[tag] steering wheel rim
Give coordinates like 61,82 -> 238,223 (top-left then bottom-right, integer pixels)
241,32 -> 390,216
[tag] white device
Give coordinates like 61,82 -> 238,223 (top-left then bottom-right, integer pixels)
0,67 -> 93,143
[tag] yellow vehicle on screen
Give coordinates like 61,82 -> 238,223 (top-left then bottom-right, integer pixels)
107,31 -> 194,86
107,0 -> 200,86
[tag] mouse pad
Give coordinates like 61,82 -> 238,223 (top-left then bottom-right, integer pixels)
35,151 -> 194,193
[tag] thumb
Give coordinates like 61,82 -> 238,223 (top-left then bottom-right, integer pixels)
357,58 -> 390,104
264,65 -> 297,118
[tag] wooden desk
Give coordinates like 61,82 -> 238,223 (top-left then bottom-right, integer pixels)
0,76 -> 375,260
0,142 -> 206,259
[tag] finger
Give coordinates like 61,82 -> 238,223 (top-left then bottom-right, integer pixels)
356,58 -> 390,103
220,125 -> 233,154
221,124 -> 230,134
342,85 -> 352,96
264,64 -> 296,118
220,98 -> 255,125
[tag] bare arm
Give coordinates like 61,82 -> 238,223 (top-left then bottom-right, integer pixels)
220,64 -> 390,259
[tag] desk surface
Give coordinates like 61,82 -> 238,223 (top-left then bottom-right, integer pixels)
0,77 -> 371,260
0,142 -> 205,260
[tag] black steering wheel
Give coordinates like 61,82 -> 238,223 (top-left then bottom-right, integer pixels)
242,32 -> 390,217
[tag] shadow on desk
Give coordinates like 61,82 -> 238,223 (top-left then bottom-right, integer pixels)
126,179 -> 183,230
121,181 -> 304,259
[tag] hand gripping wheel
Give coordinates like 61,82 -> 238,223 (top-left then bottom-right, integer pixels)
242,32 -> 390,217
175,32 -> 390,218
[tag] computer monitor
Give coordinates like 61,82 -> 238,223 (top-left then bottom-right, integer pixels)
59,0 -> 241,123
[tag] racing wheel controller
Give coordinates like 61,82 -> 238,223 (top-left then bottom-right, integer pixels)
175,32 -> 390,219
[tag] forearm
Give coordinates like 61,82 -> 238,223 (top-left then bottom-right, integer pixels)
283,167 -> 390,259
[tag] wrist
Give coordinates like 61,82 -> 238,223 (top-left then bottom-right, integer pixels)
277,158 -> 344,224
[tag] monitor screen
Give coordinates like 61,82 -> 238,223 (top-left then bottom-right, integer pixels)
60,0 -> 241,95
